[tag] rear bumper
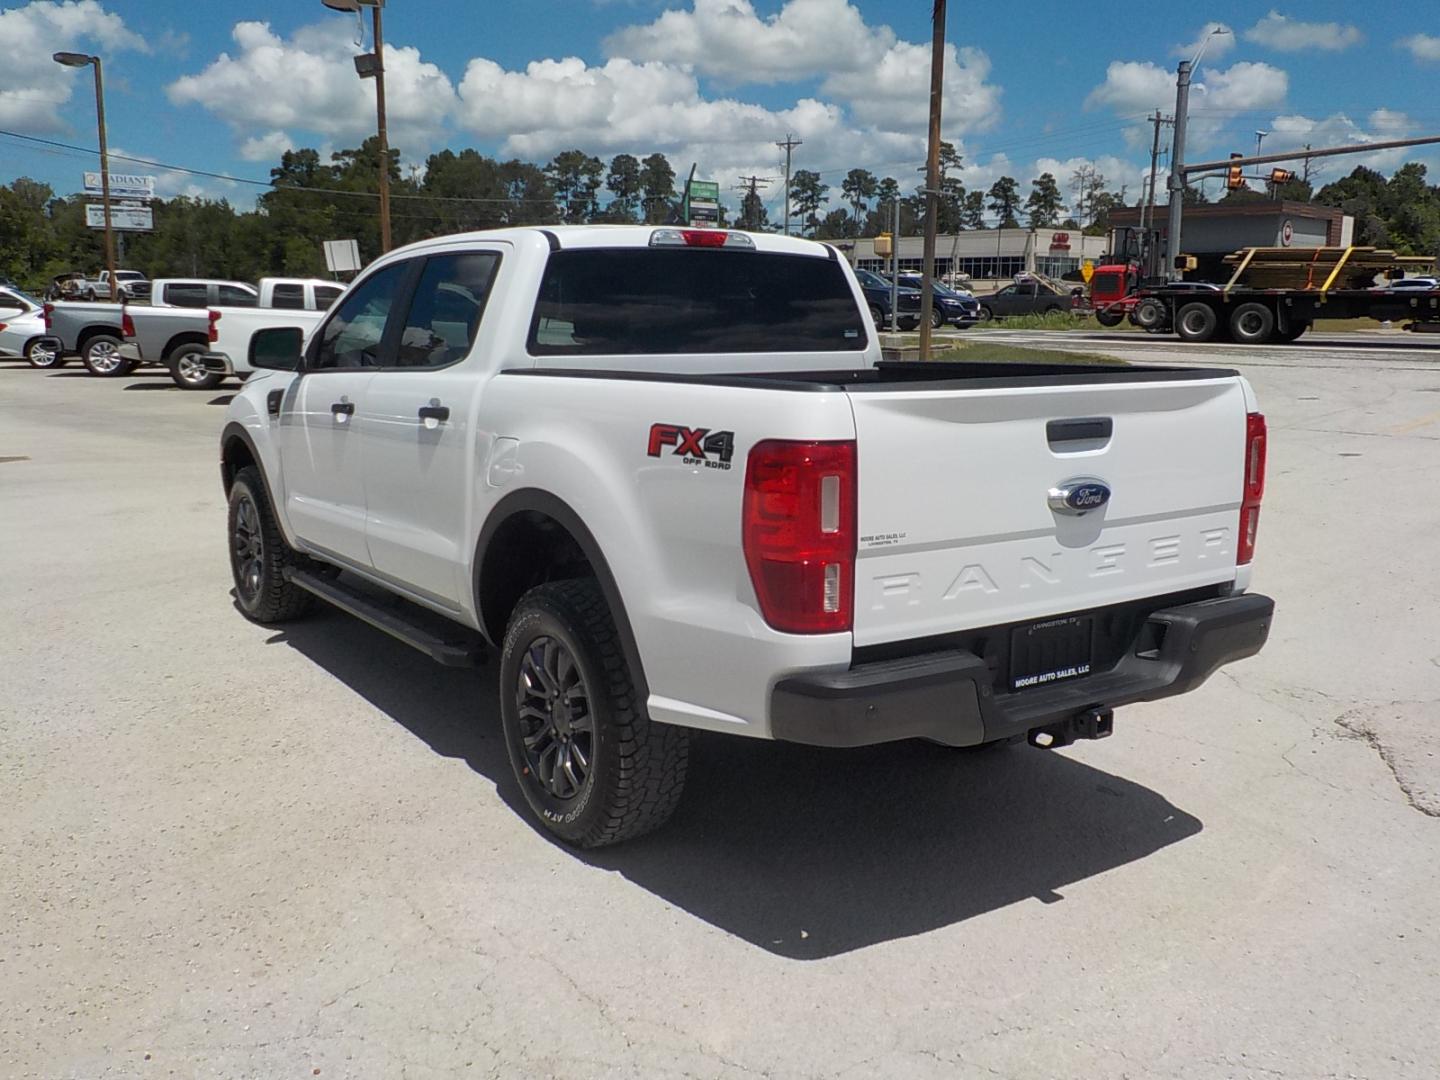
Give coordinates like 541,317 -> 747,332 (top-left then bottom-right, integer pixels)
770,592 -> 1274,748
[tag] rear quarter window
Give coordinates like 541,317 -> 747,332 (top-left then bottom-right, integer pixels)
528,248 -> 866,355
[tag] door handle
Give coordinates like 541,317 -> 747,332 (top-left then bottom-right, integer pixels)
418,404 -> 450,423
331,401 -> 355,417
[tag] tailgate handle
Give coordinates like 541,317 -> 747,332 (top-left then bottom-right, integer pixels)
1047,417 -> 1112,447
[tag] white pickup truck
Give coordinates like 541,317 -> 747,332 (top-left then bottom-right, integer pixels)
199,278 -> 344,387
219,225 -> 1274,846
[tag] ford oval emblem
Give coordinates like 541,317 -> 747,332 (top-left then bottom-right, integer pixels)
1048,477 -> 1111,516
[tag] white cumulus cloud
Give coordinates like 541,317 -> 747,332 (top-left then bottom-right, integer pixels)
1084,61 -> 1175,114
166,20 -> 455,158
1243,11 -> 1362,52
1401,34 -> 1440,62
822,43 -> 1000,134
0,0 -> 147,134
238,130 -> 295,163
1266,109 -> 1429,179
602,0 -> 893,84
1173,22 -> 1236,62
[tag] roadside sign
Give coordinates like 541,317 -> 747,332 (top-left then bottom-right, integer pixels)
86,203 -> 153,231
1280,219 -> 1294,247
688,181 -> 720,203
1081,260 -> 1094,283
83,172 -> 156,200
324,239 -> 363,274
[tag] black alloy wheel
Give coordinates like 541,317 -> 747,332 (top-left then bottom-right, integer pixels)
515,636 -> 594,802
231,492 -> 266,607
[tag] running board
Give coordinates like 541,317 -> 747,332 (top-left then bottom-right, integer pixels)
284,567 -> 485,667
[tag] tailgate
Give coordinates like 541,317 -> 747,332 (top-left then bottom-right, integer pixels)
848,376 -> 1247,647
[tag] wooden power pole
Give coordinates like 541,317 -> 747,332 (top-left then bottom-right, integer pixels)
918,0 -> 946,360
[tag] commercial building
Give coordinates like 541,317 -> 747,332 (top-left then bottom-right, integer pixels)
846,227 -> 1109,291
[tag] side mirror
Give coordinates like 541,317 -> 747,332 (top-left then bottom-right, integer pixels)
249,326 -> 305,371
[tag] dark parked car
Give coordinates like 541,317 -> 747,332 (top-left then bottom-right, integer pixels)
893,273 -> 981,328
854,268 -> 922,330
974,278 -> 1070,321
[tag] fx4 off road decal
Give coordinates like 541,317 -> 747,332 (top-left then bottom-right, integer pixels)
647,423 -> 735,471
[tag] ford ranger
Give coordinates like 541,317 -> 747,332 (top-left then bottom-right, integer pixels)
219,225 -> 1273,847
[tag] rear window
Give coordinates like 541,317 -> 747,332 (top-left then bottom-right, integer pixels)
528,248 -> 866,356
270,284 -> 305,309
218,284 -> 257,307
163,283 -> 208,307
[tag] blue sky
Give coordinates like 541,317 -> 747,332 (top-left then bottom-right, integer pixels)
2,0 -> 1436,222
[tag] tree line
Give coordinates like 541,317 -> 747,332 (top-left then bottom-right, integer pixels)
1,136 -> 1436,288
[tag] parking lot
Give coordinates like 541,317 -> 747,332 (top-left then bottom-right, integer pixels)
3,342 -> 1440,1079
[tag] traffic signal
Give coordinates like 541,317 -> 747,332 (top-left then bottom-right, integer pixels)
875,233 -> 893,256
1227,153 -> 1245,190
1269,168 -> 1295,186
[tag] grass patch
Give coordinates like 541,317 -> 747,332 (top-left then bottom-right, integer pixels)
930,340 -> 1128,366
970,310 -> 1141,333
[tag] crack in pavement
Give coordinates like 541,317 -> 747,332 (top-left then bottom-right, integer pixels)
1335,705 -> 1440,818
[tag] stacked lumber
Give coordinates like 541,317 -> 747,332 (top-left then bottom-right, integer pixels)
1219,246 -> 1436,291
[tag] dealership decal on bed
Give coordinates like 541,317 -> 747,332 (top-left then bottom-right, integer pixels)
646,424 -> 735,470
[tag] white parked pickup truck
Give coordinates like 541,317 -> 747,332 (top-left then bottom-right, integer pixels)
199,278 -> 344,385
219,225 -> 1274,846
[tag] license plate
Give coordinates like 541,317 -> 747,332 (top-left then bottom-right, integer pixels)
1010,615 -> 1093,692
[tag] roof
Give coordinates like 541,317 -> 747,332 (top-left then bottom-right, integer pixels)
380,224 -> 836,262
1110,201 -> 1343,227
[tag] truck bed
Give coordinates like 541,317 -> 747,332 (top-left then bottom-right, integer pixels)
512,359 -> 1237,391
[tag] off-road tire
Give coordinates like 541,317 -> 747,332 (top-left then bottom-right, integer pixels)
1175,302 -> 1219,343
500,579 -> 689,848
169,342 -> 222,390
1132,298 -> 1166,330
1229,302 -> 1275,345
81,334 -> 134,377
227,466 -> 313,624
24,338 -> 65,368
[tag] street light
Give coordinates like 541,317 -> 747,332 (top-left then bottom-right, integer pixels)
53,50 -> 118,300
1165,25 -> 1232,279
320,0 -> 391,252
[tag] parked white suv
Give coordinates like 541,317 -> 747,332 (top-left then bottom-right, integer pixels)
220,225 -> 1274,846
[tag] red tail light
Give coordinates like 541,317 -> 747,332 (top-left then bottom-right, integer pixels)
743,440 -> 856,634
121,310 -> 136,338
207,309 -> 221,344
43,302 -> 53,330
1237,411 -> 1267,565
0,323 -> 7,333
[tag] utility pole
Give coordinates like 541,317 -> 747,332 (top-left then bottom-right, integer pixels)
1302,143 -> 1313,184
890,195 -> 900,333
918,0 -> 945,360
371,4 -> 391,253
1141,111 -> 1166,244
735,175 -> 772,230
1165,59 -> 1193,281
775,134 -> 802,236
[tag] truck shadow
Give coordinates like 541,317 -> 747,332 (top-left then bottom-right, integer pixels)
269,609 -> 1203,960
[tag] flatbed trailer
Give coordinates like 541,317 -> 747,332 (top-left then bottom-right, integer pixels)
1128,285 -> 1440,344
